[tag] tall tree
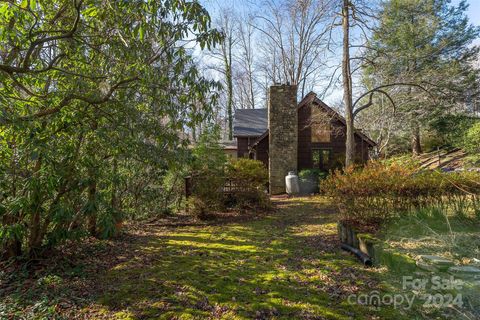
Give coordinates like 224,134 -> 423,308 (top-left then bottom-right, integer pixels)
341,0 -> 356,167
337,0 -> 382,167
364,0 -> 480,155
255,0 -> 333,97
208,8 -> 236,139
235,14 -> 257,109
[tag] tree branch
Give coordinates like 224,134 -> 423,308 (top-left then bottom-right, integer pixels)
19,77 -> 139,120
353,82 -> 433,111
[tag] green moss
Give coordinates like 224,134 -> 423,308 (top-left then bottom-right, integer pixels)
357,233 -> 380,243
87,196 -> 411,319
375,248 -> 417,274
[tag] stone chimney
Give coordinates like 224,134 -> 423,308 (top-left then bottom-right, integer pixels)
268,84 -> 298,195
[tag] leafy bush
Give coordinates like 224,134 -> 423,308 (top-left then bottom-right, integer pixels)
187,152 -> 270,217
226,158 -> 268,187
0,0 -> 221,259
225,158 -> 270,211
429,114 -> 477,149
464,122 -> 480,154
321,161 -> 480,228
298,169 -> 327,194
188,128 -> 227,219
298,168 -> 327,181
187,196 -> 213,220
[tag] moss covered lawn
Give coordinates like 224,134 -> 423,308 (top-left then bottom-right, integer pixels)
1,197 -> 408,319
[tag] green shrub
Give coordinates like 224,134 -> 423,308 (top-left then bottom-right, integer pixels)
298,168 -> 327,181
298,169 -> 327,194
429,114 -> 478,148
187,134 -> 271,216
226,158 -> 268,188
227,158 -> 268,188
187,196 -> 212,220
225,158 -> 270,211
464,122 -> 480,154
321,161 -> 480,227
188,127 -> 227,219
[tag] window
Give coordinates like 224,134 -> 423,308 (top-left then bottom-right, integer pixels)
312,149 -> 331,169
311,122 -> 331,142
311,108 -> 331,142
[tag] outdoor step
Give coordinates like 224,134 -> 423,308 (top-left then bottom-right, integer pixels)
419,255 -> 454,266
416,261 -> 438,272
448,266 -> 480,275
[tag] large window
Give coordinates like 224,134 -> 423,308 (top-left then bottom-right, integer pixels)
311,108 -> 331,142
311,122 -> 331,142
312,148 -> 331,169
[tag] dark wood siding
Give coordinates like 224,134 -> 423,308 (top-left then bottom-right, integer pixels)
255,135 -> 269,169
236,137 -> 250,158
298,102 -> 370,171
246,100 -> 372,172
237,136 -> 269,168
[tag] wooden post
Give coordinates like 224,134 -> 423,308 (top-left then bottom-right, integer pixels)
437,147 -> 441,167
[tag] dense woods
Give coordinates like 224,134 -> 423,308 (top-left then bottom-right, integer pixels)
360,0 -> 479,156
0,0 -> 222,258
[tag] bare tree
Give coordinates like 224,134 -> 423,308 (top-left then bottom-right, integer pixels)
357,94 -> 410,158
206,8 -> 236,139
341,0 -> 356,166
235,14 -> 257,109
338,0 -> 381,166
254,0 -> 333,98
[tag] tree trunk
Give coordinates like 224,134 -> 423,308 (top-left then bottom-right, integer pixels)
2,238 -> 22,259
249,74 -> 255,109
111,158 -> 119,211
411,122 -> 422,155
342,0 -> 355,167
28,155 -> 43,252
225,36 -> 234,140
2,207 -> 22,258
87,177 -> 97,237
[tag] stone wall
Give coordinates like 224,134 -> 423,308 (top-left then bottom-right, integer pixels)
268,85 -> 298,194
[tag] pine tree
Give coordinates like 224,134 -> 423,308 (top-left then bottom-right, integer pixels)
364,0 -> 479,155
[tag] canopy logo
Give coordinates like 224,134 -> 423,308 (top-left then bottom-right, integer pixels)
347,276 -> 464,310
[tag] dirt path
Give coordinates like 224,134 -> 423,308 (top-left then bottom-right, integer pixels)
1,197 -> 403,319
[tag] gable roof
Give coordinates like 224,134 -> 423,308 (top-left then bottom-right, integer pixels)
234,92 -> 376,147
304,93 -> 376,147
233,108 -> 268,137
219,140 -> 238,150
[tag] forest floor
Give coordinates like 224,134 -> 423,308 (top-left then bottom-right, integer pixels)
2,197 -> 414,319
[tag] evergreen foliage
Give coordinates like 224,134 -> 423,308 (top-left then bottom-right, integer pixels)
0,0 -> 221,258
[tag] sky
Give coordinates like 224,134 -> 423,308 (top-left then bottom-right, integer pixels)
460,0 -> 480,26
453,0 -> 480,45
199,0 -> 480,104
202,0 -> 480,26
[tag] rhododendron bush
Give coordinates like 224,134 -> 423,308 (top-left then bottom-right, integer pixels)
321,161 -> 480,227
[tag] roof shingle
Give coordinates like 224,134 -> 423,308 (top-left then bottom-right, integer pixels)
233,108 -> 268,137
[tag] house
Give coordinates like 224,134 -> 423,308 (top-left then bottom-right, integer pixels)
219,140 -> 238,159
232,84 -> 376,194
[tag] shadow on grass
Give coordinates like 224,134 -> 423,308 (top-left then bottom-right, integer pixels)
93,197 -> 403,320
